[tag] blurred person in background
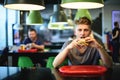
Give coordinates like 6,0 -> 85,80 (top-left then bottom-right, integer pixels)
23,28 -> 46,67
112,21 -> 120,63
23,28 -> 44,51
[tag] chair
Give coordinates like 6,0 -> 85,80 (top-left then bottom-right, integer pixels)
0,47 -> 8,66
18,56 -> 34,68
46,57 -> 68,69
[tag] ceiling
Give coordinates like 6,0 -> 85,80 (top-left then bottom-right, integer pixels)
0,0 -> 110,20
0,0 -> 109,5
0,0 -> 61,5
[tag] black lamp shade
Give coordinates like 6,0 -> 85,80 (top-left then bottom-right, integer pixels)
50,4 -> 67,24
51,11 -> 67,23
4,0 -> 45,10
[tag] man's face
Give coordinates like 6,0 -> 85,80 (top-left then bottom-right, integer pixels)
74,24 -> 91,38
28,31 -> 37,41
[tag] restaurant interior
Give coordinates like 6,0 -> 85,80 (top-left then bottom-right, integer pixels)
0,0 -> 120,80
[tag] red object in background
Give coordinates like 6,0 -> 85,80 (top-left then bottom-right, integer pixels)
59,65 -> 107,77
106,33 -> 113,53
18,49 -> 37,53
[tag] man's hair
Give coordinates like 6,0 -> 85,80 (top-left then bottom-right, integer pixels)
28,28 -> 37,33
114,21 -> 119,27
74,17 -> 92,29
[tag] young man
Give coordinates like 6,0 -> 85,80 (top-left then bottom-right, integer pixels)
23,28 -> 44,51
53,17 -> 113,68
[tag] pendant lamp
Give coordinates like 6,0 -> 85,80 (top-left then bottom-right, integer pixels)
26,10 -> 43,25
61,0 -> 104,9
13,24 -> 23,30
65,9 -> 74,26
49,4 -> 67,25
13,11 -> 25,30
74,9 -> 92,21
4,0 -> 45,10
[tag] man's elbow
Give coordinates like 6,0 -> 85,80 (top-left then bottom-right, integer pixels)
104,60 -> 113,69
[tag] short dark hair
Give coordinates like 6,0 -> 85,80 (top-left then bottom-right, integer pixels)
114,21 -> 119,26
28,28 -> 37,33
75,17 -> 92,25
74,17 -> 92,29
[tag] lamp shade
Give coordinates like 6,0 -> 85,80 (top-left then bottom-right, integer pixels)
26,10 -> 43,25
13,24 -> 23,30
61,0 -> 104,9
50,11 -> 67,24
74,9 -> 92,21
50,4 -> 67,25
4,0 -> 45,10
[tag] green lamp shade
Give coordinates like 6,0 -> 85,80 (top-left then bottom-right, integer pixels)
26,10 -> 43,25
61,0 -> 104,9
74,9 -> 92,21
4,0 -> 45,10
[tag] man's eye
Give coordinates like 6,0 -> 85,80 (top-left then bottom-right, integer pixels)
78,29 -> 82,31
85,29 -> 89,31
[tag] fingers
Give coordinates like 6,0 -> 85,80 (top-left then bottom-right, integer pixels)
84,37 -> 95,43
75,38 -> 88,48
85,37 -> 101,48
71,37 -> 96,49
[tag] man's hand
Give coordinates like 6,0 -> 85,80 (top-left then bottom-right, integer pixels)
31,43 -> 36,48
26,43 -> 32,49
26,43 -> 36,49
85,37 -> 103,49
67,38 -> 88,50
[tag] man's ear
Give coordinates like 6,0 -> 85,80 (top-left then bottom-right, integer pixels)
89,31 -> 94,38
74,31 -> 76,36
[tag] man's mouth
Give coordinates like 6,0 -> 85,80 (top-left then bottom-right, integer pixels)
80,37 -> 85,38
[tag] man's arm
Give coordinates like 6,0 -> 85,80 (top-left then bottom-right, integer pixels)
53,46 -> 70,68
32,43 -> 44,50
85,35 -> 113,68
96,44 -> 113,68
112,30 -> 119,39
53,40 -> 73,68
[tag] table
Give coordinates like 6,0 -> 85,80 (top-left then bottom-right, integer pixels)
0,67 -> 55,80
7,49 -> 60,66
52,65 -> 120,80
0,65 -> 120,80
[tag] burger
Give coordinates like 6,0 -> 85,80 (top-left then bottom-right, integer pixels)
77,39 -> 88,46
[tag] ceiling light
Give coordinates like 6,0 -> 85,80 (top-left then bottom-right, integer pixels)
61,0 -> 104,9
4,0 -> 45,10
50,4 -> 67,25
13,24 -> 23,30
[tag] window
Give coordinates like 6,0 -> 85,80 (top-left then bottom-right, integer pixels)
0,5 -> 6,50
112,10 -> 120,28
0,5 -> 17,50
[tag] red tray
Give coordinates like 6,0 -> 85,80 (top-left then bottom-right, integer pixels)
18,49 -> 37,53
59,65 -> 107,77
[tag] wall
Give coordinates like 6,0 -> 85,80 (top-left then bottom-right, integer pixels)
0,5 -> 6,50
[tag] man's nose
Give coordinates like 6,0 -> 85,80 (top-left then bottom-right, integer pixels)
80,31 -> 85,38
81,31 -> 85,35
